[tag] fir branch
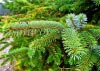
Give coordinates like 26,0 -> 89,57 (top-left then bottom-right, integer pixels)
62,28 -> 87,65
80,31 -> 97,48
77,52 -> 97,71
9,21 -> 64,31
29,30 -> 60,49
7,21 -> 64,37
88,29 -> 100,40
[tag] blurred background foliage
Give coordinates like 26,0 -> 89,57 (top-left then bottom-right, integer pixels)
0,0 -> 100,24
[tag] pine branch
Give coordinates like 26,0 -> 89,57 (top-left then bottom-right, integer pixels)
88,29 -> 100,40
6,21 -> 64,37
77,52 -> 97,71
47,43 -> 63,66
29,30 -> 60,49
9,21 -> 64,30
62,28 -> 87,65
80,31 -> 97,48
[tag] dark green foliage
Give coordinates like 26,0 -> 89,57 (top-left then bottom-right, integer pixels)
77,52 -> 97,71
0,14 -> 100,71
1,0 -> 100,24
56,0 -> 100,23
0,21 -> 64,71
0,0 -> 100,71
80,31 -> 97,48
88,29 -> 100,40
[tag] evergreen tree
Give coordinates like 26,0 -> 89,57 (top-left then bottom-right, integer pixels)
0,14 -> 100,71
